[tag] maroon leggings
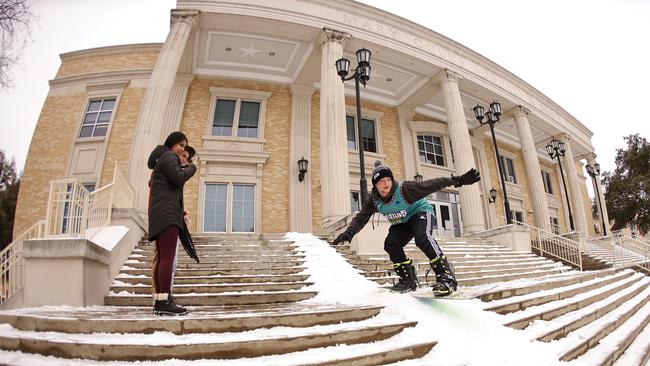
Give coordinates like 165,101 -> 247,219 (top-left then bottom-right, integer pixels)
152,225 -> 179,294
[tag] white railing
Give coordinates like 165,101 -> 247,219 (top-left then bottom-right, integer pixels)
44,164 -> 134,240
1,220 -> 45,305
586,232 -> 649,267
493,216 -> 584,270
0,164 -> 134,305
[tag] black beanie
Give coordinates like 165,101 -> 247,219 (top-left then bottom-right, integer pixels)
371,163 -> 394,186
164,131 -> 188,148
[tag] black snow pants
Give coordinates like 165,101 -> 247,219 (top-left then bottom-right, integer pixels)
384,211 -> 444,263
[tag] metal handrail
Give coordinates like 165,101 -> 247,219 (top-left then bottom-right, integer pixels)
1,220 -> 45,305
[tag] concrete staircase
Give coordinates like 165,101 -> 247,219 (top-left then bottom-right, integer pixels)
0,234 -> 435,364
338,237 -> 575,288
585,242 -> 647,268
482,268 -> 650,365
337,237 -> 650,365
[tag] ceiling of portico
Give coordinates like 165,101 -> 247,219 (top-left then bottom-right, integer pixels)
189,12 -> 592,157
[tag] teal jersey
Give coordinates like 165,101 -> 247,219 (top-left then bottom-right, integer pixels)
374,182 -> 433,225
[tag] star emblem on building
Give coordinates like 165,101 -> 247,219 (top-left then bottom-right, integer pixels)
240,44 -> 262,59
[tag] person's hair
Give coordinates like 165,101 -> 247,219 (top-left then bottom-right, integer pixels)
164,131 -> 188,148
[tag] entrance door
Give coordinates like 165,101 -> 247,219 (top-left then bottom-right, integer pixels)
437,202 -> 455,237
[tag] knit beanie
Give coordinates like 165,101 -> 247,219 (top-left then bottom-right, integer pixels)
371,161 -> 394,186
164,131 -> 188,148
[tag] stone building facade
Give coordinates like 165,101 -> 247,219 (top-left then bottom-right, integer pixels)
13,0 -> 608,239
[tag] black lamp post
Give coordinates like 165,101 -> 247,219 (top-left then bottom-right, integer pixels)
585,162 -> 607,236
336,47 -> 372,203
297,157 -> 309,182
488,187 -> 497,204
546,138 -> 575,231
414,172 -> 423,182
473,101 -> 512,225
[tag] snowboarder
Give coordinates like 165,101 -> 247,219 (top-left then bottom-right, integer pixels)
332,162 -> 481,296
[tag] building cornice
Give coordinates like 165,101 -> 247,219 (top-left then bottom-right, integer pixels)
60,43 -> 162,61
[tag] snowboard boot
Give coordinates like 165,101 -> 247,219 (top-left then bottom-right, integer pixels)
430,256 -> 457,297
390,259 -> 418,293
153,293 -> 187,316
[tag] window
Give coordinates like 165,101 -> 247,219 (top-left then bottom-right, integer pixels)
550,217 -> 560,234
232,185 -> 255,232
346,115 -> 377,153
499,156 -> 517,184
350,191 -> 360,212
417,135 -> 445,166
204,183 -> 255,233
542,171 -> 554,194
510,210 -> 524,223
212,99 -> 261,138
83,183 -> 96,192
79,98 -> 115,138
204,184 -> 228,232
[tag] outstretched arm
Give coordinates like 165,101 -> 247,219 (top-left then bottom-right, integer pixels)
401,168 -> 481,203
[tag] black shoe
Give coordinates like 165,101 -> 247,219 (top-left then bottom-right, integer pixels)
390,260 -> 418,293
430,256 -> 457,297
154,300 -> 187,316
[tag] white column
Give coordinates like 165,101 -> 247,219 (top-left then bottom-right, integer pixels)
319,29 -> 351,224
398,107 -> 417,180
587,154 -> 610,236
289,85 -> 315,232
511,106 -> 550,231
435,70 -> 485,233
127,10 -> 199,213
560,135 -> 589,234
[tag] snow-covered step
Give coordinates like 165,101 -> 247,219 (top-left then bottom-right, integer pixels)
0,305 -> 382,334
613,313 -> 650,366
104,290 -> 318,306
558,285 -> 650,362
484,270 -> 636,315
458,267 -> 570,287
133,254 -> 307,263
116,273 -> 310,285
118,266 -> 304,277
0,320 -> 418,361
454,263 -> 565,280
478,269 -> 620,302
134,248 -> 301,256
533,276 -> 649,342
124,259 -> 306,269
110,281 -> 313,294
503,272 -> 646,329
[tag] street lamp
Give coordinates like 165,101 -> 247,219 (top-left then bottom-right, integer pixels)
472,101 -> 513,225
336,47 -> 372,203
585,162 -> 607,236
488,188 -> 497,204
546,138 -> 575,231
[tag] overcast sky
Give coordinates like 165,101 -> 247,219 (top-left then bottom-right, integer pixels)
1,0 -> 648,184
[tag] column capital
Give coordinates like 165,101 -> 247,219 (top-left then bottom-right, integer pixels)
319,28 -> 351,47
505,105 -> 530,120
171,9 -> 200,28
289,84 -> 315,96
432,69 -> 463,86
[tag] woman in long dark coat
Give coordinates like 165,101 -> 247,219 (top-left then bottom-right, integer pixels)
147,131 -> 196,315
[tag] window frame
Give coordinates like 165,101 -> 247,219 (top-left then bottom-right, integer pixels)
416,134 -> 446,167
541,170 -> 554,194
344,107 -> 383,156
202,182 -> 257,233
499,155 -> 518,184
206,87 -> 271,140
346,114 -> 379,154
77,97 -> 118,141
350,191 -> 360,212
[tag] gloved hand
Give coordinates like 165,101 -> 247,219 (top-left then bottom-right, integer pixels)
332,231 -> 353,246
452,168 -> 481,187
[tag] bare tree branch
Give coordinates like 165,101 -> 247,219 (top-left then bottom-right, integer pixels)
0,0 -> 35,89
